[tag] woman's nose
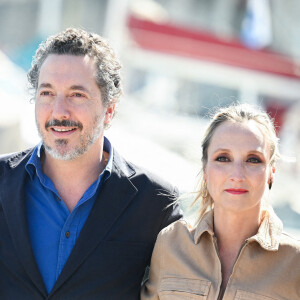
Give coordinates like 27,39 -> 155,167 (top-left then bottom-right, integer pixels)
229,162 -> 245,182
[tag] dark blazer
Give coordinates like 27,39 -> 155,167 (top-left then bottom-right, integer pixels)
0,148 -> 182,300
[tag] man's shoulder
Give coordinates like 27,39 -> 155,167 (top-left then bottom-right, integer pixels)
113,150 -> 177,193
111,149 -> 183,228
0,148 -> 34,172
131,161 -> 176,192
0,148 -> 31,160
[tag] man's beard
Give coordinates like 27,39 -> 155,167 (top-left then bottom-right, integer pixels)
36,113 -> 105,161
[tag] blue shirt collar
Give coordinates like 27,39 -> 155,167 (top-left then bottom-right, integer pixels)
26,136 -> 114,181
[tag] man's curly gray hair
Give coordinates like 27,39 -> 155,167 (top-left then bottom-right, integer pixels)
28,28 -> 122,112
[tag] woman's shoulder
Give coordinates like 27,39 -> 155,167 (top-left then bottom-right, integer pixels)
158,219 -> 196,243
279,231 -> 300,251
260,208 -> 300,253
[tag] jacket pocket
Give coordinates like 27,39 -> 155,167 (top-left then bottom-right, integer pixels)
158,277 -> 211,299
235,290 -> 279,300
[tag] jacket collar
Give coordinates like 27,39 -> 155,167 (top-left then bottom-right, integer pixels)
194,210 -> 214,244
6,148 -> 34,168
194,208 -> 283,251
248,207 -> 283,251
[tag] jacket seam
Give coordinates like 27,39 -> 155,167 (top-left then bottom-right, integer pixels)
158,232 -> 163,293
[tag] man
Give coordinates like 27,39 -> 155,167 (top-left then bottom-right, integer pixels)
0,28 -> 182,300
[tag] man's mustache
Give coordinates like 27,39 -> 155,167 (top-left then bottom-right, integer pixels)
45,119 -> 83,130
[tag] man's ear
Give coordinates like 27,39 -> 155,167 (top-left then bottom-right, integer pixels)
104,103 -> 116,125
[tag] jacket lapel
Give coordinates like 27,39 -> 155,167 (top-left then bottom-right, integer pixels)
51,151 -> 138,294
0,150 -> 47,297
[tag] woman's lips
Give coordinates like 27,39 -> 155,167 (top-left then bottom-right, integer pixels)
225,189 -> 248,195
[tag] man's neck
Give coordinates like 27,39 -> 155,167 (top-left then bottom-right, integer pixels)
41,141 -> 107,211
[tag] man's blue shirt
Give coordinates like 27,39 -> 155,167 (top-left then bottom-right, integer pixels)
25,137 -> 113,293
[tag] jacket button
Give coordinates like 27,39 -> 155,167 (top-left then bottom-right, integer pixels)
65,231 -> 70,238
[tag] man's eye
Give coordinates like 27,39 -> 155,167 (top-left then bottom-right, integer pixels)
216,156 -> 230,162
74,93 -> 84,97
247,157 -> 262,163
40,91 -> 51,96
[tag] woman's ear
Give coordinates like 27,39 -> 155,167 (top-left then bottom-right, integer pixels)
268,178 -> 273,190
272,166 -> 276,174
268,166 -> 276,190
203,168 -> 207,182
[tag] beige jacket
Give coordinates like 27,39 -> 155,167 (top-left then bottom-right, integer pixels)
141,209 -> 300,300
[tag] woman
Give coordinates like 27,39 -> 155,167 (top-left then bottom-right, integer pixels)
141,104 -> 300,300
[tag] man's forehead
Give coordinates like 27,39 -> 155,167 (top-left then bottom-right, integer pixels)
39,54 -> 97,78
37,54 -> 99,93
41,54 -> 95,68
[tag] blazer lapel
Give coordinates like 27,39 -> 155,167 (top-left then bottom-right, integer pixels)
51,152 -> 138,294
0,150 -> 47,297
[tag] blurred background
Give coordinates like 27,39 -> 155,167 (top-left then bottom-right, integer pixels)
0,0 -> 299,235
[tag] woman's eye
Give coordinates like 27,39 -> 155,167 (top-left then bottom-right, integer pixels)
216,156 -> 230,162
247,157 -> 262,163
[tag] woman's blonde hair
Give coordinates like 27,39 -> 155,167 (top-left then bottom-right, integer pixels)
192,103 -> 280,222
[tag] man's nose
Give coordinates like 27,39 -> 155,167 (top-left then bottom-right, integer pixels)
52,94 -> 71,120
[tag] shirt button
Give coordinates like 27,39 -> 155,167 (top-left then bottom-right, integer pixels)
65,231 -> 70,238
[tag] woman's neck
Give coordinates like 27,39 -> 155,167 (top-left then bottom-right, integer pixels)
214,208 -> 261,251
213,206 -> 262,299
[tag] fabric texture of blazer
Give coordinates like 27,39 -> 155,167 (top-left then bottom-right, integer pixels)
0,147 -> 183,300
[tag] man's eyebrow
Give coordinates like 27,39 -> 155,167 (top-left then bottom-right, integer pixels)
37,83 -> 90,93
38,83 -> 53,89
69,85 -> 90,93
